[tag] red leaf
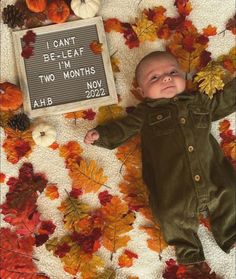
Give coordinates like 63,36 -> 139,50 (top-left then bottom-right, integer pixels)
35,234 -> 49,247
82,109 -> 96,120
70,187 -> 83,198
55,243 -> 71,258
23,30 -> 36,45
0,172 -> 6,183
122,23 -> 140,49
21,45 -> 34,59
98,190 -> 113,206
38,220 -> 56,235
203,25 -> 217,36
182,35 -> 195,52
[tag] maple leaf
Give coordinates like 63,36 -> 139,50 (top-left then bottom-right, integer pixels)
104,18 -> 123,33
97,104 -> 124,125
194,61 -> 225,98
0,227 -> 38,279
101,196 -> 135,259
83,109 -> 96,120
132,16 -> 157,43
59,141 -> 83,166
118,249 -> 138,267
98,190 -> 113,206
144,6 -> 167,26
45,183 -> 59,200
217,47 -> 236,74
58,196 -> 90,230
162,259 -> 179,279
90,40 -> 103,54
68,159 -> 108,193
175,0 -> 192,17
122,22 -> 140,48
21,45 -> 34,59
141,224 -> 167,254
226,13 -> 236,35
23,30 -> 36,44
0,172 -> 6,183
203,25 -> 217,36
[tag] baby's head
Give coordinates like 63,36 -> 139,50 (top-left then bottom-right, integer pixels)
135,51 -> 186,99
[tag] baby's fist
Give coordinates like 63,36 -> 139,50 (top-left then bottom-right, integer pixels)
84,129 -> 100,144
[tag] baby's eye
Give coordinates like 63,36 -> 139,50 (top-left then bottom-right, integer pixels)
151,75 -> 159,81
170,70 -> 178,75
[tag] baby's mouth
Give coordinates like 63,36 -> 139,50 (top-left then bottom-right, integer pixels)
162,85 -> 175,91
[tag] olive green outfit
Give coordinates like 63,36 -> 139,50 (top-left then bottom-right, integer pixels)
94,78 -> 236,264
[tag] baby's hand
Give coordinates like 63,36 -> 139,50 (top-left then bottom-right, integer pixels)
84,129 -> 100,144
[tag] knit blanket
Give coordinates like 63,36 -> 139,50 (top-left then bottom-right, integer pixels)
0,0 -> 235,278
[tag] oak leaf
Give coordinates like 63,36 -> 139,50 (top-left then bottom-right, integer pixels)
58,196 -> 90,230
132,16 -> 157,43
68,159 -> 108,193
116,135 -> 141,173
140,224 -> 167,253
101,196 -> 135,256
97,104 -> 124,125
194,62 -> 225,98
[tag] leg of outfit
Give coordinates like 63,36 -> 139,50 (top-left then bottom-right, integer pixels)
207,182 -> 236,253
159,214 -> 205,264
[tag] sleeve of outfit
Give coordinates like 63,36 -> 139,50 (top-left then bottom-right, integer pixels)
201,77 -> 236,121
93,103 -> 146,149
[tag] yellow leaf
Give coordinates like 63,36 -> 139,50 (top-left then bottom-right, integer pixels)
80,253 -> 104,279
97,104 -> 124,125
63,243 -> 82,275
111,56 -> 120,73
58,197 -> 90,230
95,268 -> 116,279
132,16 -> 157,43
69,159 -> 108,193
194,61 -> 225,98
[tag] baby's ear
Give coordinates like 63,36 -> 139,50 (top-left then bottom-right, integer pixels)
136,87 -> 145,97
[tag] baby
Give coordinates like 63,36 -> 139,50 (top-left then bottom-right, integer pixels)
84,51 -> 236,269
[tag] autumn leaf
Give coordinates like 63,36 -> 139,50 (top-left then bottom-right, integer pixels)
3,128 -> 35,164
140,224 -> 167,254
0,172 -> 6,183
23,30 -> 36,44
58,196 -> 90,230
226,13 -> 236,35
0,227 -> 37,279
217,47 -> 236,74
98,190 -> 113,206
203,25 -> 217,36
96,104 -> 124,125
118,249 -> 138,267
111,56 -> 120,73
79,253 -> 104,279
144,6 -> 167,26
101,196 -> 135,258
104,18 -> 123,33
116,135 -> 141,173
59,141 -> 83,166
68,159 -> 108,193
175,0 -> 192,17
90,40 -> 103,54
132,16 -> 157,43
194,61 -> 225,98
64,110 -> 85,120
45,183 -> 59,200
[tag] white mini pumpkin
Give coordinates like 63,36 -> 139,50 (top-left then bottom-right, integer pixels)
32,123 -> 56,147
71,0 -> 101,19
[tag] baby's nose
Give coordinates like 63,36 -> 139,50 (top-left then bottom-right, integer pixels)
162,75 -> 172,82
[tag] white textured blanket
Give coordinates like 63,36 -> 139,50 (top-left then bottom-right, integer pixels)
1,0 -> 235,278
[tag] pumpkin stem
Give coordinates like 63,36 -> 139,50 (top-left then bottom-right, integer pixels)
81,0 -> 86,3
40,131 -> 46,136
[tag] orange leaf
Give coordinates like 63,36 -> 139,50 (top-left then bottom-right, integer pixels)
59,141 -> 83,164
141,224 -> 167,253
64,110 -> 85,119
90,40 -> 103,54
219,119 -> 230,133
0,173 -> 6,183
101,196 -> 135,254
49,141 -> 59,150
118,249 -> 138,267
68,159 -> 108,193
203,25 -> 217,36
104,18 -> 123,33
45,184 -> 59,200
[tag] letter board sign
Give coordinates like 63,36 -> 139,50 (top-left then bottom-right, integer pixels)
12,17 -> 118,117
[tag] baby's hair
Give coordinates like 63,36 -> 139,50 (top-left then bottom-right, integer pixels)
135,51 -> 177,84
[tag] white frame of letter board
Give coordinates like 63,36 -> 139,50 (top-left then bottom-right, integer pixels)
12,17 -> 118,118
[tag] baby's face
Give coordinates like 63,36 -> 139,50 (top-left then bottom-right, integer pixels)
137,56 -> 186,99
